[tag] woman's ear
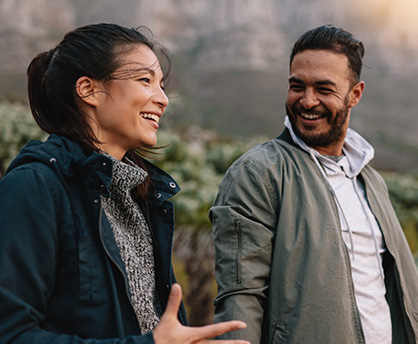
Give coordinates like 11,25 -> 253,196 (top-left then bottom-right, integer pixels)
75,76 -> 102,107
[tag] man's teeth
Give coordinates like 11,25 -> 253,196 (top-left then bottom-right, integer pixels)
141,113 -> 160,123
301,113 -> 321,120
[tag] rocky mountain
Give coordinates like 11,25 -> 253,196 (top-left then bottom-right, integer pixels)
2,0 -> 418,78
1,0 -> 417,171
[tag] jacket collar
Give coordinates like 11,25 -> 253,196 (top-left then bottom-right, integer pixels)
6,134 -> 113,196
143,158 -> 181,204
7,134 -> 180,201
281,116 -> 374,178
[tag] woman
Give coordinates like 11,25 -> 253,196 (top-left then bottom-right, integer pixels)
0,23 -> 248,344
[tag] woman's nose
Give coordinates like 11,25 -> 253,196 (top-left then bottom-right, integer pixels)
154,86 -> 169,108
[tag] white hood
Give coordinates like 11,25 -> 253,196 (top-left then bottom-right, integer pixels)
284,115 -> 374,178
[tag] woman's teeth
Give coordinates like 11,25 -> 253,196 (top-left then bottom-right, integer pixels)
141,113 -> 160,123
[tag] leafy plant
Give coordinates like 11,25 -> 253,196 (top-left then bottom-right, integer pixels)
381,171 -> 418,256
0,102 -> 47,177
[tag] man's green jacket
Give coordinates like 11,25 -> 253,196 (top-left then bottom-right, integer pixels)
210,129 -> 418,344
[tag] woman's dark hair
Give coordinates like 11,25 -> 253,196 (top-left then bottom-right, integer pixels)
290,25 -> 365,85
27,23 -> 172,199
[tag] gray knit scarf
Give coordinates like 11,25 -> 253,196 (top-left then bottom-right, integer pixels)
100,155 -> 162,334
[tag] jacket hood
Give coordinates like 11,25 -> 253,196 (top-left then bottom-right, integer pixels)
6,134 -> 113,196
284,116 -> 374,178
5,134 -> 180,201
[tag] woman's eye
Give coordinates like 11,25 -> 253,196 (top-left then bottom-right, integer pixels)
139,78 -> 151,84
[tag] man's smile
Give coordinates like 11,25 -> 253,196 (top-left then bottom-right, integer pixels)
300,113 -> 324,120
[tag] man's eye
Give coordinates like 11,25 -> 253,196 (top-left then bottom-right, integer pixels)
139,78 -> 150,83
318,87 -> 333,93
289,84 -> 303,91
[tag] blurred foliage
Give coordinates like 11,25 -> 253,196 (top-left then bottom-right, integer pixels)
0,101 -> 47,177
381,172 -> 418,259
153,125 -> 266,232
1,101 -> 418,325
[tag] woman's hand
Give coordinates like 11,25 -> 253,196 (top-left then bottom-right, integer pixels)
153,284 -> 250,344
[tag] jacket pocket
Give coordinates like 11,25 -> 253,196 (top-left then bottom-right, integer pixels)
78,235 -> 94,303
271,322 -> 288,344
234,219 -> 242,285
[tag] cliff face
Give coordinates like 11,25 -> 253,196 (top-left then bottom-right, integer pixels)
0,0 -> 74,95
2,0 -> 418,77
125,0 -> 418,74
0,0 -> 74,67
1,0 -> 417,171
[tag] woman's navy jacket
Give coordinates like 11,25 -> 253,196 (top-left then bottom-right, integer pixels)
0,134 -> 187,343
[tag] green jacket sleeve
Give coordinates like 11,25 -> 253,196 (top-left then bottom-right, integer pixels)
210,158 -> 278,344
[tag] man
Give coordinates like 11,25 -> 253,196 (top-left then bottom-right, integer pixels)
210,25 -> 418,344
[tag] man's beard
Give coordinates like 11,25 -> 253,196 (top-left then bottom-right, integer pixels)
285,100 -> 349,150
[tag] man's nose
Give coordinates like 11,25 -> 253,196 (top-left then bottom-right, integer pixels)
299,88 -> 319,109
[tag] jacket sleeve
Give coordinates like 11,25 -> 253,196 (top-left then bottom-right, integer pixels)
0,167 -> 155,344
210,159 -> 277,344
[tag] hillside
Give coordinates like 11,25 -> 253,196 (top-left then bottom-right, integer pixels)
1,0 -> 417,172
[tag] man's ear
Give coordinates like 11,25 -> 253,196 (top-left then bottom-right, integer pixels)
75,76 -> 103,107
347,81 -> 365,109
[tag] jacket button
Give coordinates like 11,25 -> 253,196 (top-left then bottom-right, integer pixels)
155,193 -> 162,199
161,208 -> 168,216
93,199 -> 99,204
49,158 -> 57,163
169,182 -> 176,189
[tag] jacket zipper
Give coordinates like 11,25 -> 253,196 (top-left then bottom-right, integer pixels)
143,201 -> 168,287
308,152 -> 365,344
143,200 -> 188,326
98,199 -> 137,320
324,177 -> 365,344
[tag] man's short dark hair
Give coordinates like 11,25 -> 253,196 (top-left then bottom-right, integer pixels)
290,25 -> 365,85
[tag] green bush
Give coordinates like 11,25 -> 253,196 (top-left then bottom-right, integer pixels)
0,102 -> 47,177
153,126 -> 266,231
381,171 -> 418,256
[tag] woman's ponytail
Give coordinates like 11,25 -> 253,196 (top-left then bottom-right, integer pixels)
27,49 -> 56,133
